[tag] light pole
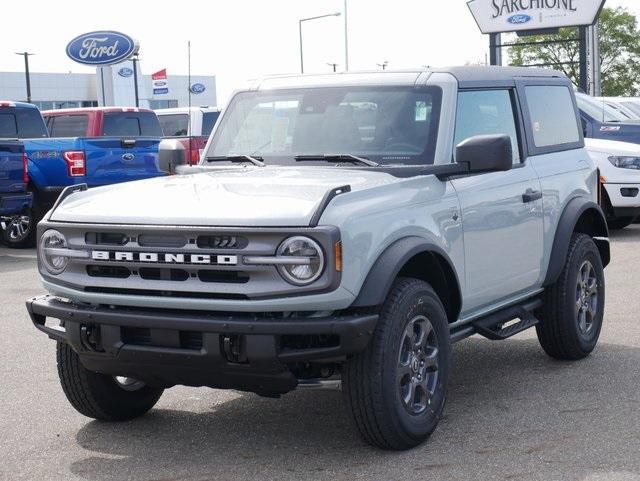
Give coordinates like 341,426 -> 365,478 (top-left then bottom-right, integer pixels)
299,12 -> 341,74
131,52 -> 140,108
15,52 -> 34,103
343,0 -> 349,71
377,61 -> 389,71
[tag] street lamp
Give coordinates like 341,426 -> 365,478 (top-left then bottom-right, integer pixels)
299,12 -> 341,74
327,62 -> 339,72
131,52 -> 140,108
15,52 -> 34,103
377,61 -> 389,71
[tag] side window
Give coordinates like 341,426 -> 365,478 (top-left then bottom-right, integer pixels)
525,86 -> 580,148
454,90 -> 521,164
158,114 -> 189,136
49,115 -> 89,137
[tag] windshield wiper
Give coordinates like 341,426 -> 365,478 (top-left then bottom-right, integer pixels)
206,155 -> 265,167
294,154 -> 379,167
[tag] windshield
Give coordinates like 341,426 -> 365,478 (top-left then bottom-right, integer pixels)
206,86 -> 442,166
0,107 -> 48,139
621,101 -> 640,117
103,111 -> 162,137
576,94 -> 629,123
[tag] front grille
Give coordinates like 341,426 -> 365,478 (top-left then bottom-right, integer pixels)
121,327 -> 203,350
197,270 -> 249,284
87,265 -> 131,279
85,286 -> 249,300
139,267 -> 190,281
197,235 -> 247,249
85,232 -> 128,245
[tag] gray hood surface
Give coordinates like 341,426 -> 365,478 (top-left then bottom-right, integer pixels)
50,166 -> 400,226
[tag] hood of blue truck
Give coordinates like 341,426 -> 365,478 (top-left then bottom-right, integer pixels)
49,166 -> 400,226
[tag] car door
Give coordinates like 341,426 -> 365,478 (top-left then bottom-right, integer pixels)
450,89 -> 544,316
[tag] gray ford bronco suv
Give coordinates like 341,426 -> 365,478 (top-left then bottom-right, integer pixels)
27,67 -> 610,450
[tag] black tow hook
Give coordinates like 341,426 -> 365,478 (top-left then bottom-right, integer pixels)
80,324 -> 103,352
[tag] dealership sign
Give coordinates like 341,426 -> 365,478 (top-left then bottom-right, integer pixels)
152,69 -> 169,95
190,83 -> 206,94
66,31 -> 138,66
467,0 -> 606,34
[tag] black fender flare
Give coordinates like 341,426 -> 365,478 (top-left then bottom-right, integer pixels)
351,236 -> 462,317
543,197 -> 610,287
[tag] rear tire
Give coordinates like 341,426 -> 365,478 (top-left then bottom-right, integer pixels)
56,342 -> 164,421
536,234 -> 605,360
343,278 -> 450,450
607,216 -> 636,230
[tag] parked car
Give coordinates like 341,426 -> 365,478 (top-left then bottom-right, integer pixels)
155,107 -> 221,164
0,136 -> 32,246
5,105 -> 166,247
27,67 -> 609,451
599,97 -> 640,118
586,137 -> 640,229
595,97 -> 639,120
576,92 -> 640,145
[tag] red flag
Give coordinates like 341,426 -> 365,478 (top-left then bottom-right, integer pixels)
152,69 -> 167,80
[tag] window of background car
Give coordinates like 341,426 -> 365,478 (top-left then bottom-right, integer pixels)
201,111 -> 220,136
207,86 -> 442,165
575,93 -> 627,124
0,108 -> 48,138
103,112 -> 162,137
0,113 -> 18,137
527,87 -> 581,148
48,115 -> 89,137
158,114 -> 189,137
453,89 -> 521,164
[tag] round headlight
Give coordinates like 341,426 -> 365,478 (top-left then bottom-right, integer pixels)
39,229 -> 68,275
276,236 -> 325,285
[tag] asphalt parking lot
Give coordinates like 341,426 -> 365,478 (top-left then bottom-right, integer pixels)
1,229 -> 639,481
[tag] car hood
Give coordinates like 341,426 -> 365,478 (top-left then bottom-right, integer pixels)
585,137 -> 640,156
50,166 -> 400,226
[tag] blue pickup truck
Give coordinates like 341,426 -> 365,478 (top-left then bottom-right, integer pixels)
577,92 -> 640,144
0,137 -> 32,246
0,102 -> 165,247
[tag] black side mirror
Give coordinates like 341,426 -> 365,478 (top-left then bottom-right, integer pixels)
455,134 -> 513,174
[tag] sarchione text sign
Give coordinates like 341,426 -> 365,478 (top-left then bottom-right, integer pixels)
66,31 -> 138,66
467,0 -> 606,34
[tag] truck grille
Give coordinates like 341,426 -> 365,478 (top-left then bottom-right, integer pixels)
41,223 -> 339,302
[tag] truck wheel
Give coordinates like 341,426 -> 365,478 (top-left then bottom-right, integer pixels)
607,216 -> 636,230
343,278 -> 450,450
536,233 -> 605,360
1,210 -> 36,248
56,342 -> 164,421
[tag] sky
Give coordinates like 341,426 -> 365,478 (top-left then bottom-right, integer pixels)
1,0 -> 638,105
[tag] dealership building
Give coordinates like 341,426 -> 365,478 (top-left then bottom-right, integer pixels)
0,59 -> 217,111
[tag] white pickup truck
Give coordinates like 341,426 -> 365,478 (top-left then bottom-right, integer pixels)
586,137 -> 640,229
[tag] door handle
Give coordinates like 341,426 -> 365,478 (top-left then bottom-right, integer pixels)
522,188 -> 542,203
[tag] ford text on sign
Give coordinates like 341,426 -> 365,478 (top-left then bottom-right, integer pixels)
66,31 -> 138,66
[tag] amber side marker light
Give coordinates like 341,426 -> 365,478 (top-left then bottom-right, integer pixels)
335,242 -> 342,272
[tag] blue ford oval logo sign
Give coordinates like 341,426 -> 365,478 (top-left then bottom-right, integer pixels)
118,67 -> 134,78
190,83 -> 206,94
66,31 -> 138,66
507,14 -> 532,25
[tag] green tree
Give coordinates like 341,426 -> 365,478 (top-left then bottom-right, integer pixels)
509,7 -> 640,96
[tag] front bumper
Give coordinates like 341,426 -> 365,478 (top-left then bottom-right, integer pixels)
26,295 -> 377,395
0,192 -> 32,216
603,183 -> 640,217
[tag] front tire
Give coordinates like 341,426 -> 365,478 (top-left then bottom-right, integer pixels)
1,209 -> 36,248
536,234 -> 605,360
343,278 -> 451,450
56,342 -> 164,421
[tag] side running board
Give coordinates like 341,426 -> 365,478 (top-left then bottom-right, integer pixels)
471,298 -> 542,341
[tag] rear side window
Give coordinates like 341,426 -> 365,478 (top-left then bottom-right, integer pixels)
158,114 -> 189,136
49,115 -> 89,137
454,89 -> 521,164
102,112 -> 162,137
202,111 -> 221,136
0,108 -> 48,138
525,86 -> 580,148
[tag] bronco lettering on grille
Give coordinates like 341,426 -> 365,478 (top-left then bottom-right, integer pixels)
91,251 -> 238,265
